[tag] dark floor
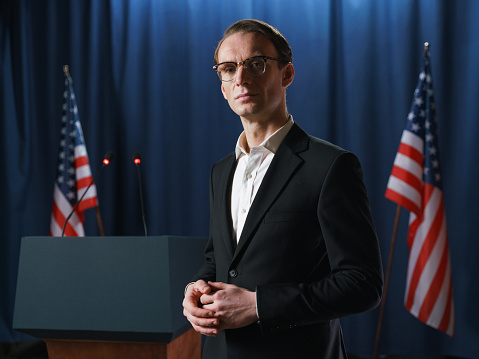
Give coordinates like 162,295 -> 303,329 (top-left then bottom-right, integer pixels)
0,342 -> 469,359
0,342 -> 48,359
348,355 -> 465,359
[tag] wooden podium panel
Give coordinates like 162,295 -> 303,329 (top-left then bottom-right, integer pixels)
45,328 -> 201,359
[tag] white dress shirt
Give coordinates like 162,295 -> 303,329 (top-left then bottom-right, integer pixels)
231,117 -> 294,243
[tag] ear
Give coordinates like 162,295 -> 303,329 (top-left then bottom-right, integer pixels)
282,63 -> 295,88
221,83 -> 228,100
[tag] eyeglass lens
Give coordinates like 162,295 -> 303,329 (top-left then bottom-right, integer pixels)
217,57 -> 266,82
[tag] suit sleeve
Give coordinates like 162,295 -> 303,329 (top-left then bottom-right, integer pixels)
256,152 -> 383,334
190,163 -> 218,283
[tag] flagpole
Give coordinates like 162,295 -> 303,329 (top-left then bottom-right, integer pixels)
95,206 -> 105,236
63,65 -> 105,237
372,204 -> 401,359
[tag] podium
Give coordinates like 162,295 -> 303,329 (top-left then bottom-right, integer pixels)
13,236 -> 208,359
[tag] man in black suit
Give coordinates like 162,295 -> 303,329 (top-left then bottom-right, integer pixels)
183,19 -> 383,359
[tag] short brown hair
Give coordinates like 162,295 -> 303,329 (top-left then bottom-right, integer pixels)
213,19 -> 293,65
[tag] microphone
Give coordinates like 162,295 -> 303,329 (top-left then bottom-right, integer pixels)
133,152 -> 148,236
61,151 -> 114,237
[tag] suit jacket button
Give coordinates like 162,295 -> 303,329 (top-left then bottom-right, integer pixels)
229,269 -> 238,278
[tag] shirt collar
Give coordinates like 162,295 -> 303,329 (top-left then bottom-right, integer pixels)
235,116 -> 294,160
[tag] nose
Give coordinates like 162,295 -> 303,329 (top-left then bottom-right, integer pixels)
234,63 -> 249,85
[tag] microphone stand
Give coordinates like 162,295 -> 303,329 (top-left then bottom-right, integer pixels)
61,152 -> 113,237
133,152 -> 148,237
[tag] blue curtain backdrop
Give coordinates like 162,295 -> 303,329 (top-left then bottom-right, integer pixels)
1,0 -> 478,357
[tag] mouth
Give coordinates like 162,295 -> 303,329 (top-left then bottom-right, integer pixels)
235,93 -> 257,100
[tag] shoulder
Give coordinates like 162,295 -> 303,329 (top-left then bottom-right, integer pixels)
209,152 -> 236,185
212,152 -> 235,172
286,123 -> 356,164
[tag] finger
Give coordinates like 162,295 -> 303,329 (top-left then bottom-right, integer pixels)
192,323 -> 219,337
202,303 -> 219,315
207,281 -> 228,290
184,308 -> 218,325
186,304 -> 215,318
195,280 -> 212,294
199,293 -> 215,306
182,295 -> 203,313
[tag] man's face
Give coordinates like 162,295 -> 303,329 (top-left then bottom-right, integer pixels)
217,32 -> 292,122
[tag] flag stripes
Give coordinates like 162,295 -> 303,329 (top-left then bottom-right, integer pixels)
50,74 -> 97,237
385,48 -> 454,336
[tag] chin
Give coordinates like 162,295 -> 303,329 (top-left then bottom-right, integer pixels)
233,105 -> 260,118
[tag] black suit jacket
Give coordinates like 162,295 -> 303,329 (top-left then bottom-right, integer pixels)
193,123 -> 383,359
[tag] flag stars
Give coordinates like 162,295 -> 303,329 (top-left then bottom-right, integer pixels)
411,123 -> 421,132
386,57 -> 454,334
54,78 -> 96,213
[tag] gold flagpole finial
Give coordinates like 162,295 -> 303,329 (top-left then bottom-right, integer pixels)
63,65 -> 70,77
424,42 -> 430,54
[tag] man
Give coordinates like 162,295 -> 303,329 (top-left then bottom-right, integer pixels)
183,19 -> 383,359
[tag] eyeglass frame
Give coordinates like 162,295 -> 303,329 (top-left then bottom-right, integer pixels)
213,56 -> 286,82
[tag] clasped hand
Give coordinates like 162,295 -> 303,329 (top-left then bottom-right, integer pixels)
182,280 -> 258,337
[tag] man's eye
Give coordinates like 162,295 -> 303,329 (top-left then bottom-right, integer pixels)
221,65 -> 236,74
248,60 -> 264,68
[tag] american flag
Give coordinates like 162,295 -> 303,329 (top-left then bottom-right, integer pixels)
50,75 -> 97,236
385,48 -> 455,336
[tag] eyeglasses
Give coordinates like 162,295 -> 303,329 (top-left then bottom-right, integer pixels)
213,56 -> 282,82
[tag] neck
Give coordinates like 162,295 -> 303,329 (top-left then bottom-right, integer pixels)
240,112 -> 289,150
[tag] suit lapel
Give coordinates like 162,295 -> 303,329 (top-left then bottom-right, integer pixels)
215,154 -> 237,259
233,124 -> 309,261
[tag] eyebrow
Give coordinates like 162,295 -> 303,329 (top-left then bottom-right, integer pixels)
217,54 -> 267,64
